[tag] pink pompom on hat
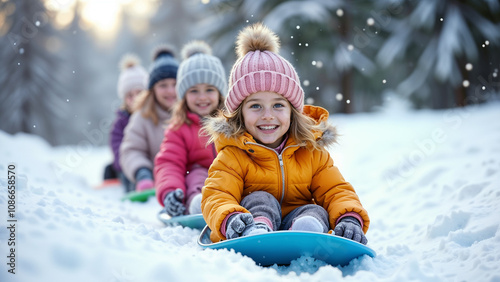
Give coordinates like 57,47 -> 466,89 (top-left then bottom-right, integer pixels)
225,23 -> 304,113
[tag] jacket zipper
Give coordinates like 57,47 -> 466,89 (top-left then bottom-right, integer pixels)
246,142 -> 299,206
277,154 -> 285,204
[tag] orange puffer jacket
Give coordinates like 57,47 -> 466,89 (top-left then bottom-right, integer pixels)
201,105 -> 369,242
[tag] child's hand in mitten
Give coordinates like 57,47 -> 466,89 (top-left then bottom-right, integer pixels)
334,216 -> 367,245
163,188 -> 186,217
226,213 -> 255,239
136,179 -> 154,192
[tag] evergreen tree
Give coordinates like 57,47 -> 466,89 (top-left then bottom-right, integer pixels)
0,0 -> 68,144
193,0 -> 379,113
375,0 -> 500,108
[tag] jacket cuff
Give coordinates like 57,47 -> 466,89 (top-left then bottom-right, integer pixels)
336,212 -> 364,229
135,167 -> 153,182
220,212 -> 243,237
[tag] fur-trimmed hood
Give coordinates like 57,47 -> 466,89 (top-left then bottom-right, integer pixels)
203,105 -> 338,152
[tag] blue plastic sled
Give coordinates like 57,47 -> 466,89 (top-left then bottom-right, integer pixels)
158,212 -> 206,230
198,226 -> 376,266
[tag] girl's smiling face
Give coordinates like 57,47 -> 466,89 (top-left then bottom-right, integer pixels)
185,83 -> 220,117
125,88 -> 142,111
242,91 -> 291,148
153,78 -> 177,110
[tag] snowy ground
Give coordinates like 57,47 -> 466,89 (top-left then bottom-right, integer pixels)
1,101 -> 500,282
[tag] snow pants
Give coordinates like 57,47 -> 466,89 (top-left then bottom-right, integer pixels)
185,165 -> 208,213
240,191 -> 330,232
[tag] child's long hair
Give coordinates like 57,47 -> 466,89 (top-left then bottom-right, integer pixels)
132,89 -> 162,126
206,100 -> 326,151
169,93 -> 225,130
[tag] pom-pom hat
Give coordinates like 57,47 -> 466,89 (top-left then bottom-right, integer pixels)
117,54 -> 147,100
225,23 -> 304,113
176,40 -> 227,98
148,44 -> 179,89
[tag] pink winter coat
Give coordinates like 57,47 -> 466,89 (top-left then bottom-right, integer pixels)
154,111 -> 216,206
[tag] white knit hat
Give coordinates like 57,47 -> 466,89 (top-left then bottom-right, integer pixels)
175,41 -> 227,99
117,54 -> 148,100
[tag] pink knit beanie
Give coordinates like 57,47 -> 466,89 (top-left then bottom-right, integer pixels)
225,23 -> 304,113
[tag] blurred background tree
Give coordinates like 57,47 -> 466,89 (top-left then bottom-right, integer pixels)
0,0 -> 499,146
0,0 -> 68,144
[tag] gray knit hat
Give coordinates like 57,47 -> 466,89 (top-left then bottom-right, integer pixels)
176,41 -> 227,98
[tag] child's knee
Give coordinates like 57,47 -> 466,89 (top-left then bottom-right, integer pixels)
241,191 -> 278,207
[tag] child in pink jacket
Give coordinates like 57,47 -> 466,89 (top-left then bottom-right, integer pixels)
154,41 -> 227,216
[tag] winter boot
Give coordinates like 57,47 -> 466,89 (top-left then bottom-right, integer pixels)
291,216 -> 324,233
188,193 -> 202,214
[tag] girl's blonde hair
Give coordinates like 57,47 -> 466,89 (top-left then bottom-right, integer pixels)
207,100 -> 325,151
132,89 -> 163,126
169,92 -> 225,130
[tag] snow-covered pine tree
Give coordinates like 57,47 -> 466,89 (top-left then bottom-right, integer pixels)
191,0 -> 379,113
0,0 -> 67,144
375,0 -> 500,108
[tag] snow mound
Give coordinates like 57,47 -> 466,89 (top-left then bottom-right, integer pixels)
1,102 -> 500,281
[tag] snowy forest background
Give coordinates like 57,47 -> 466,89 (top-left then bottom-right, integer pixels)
1,0 -> 499,146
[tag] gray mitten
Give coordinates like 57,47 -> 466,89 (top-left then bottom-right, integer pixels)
226,213 -> 255,239
333,216 -> 368,245
163,188 -> 186,217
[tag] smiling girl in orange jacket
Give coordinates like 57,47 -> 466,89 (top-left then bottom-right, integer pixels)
201,23 -> 370,244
